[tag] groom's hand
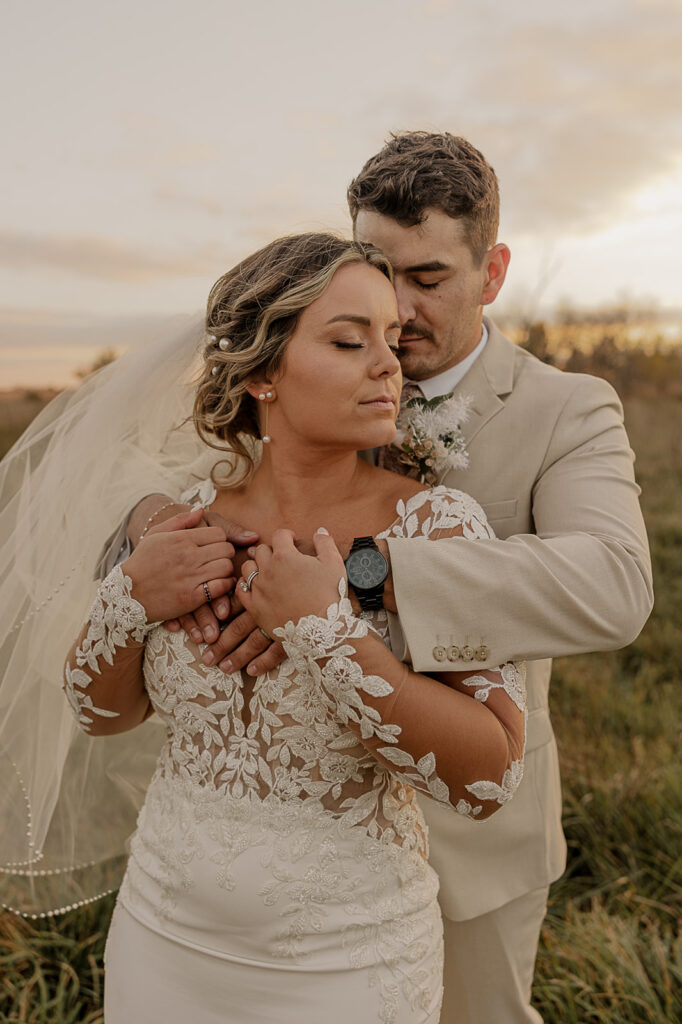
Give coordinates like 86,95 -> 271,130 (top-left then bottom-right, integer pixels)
164,509 -> 260,644
196,586 -> 287,677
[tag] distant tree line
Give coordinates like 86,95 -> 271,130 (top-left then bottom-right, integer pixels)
520,322 -> 682,399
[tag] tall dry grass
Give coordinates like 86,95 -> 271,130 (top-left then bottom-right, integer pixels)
0,383 -> 679,1022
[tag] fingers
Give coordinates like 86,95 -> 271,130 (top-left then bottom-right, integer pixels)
192,603 -> 222,644
183,526 -> 231,547
211,595 -> 233,620
237,543 -> 272,595
149,505 -> 203,535
311,526 -> 344,566
175,585 -> 235,644
245,641 -> 286,677
270,529 -> 297,552
251,543 -> 273,571
194,542 -> 236,568
193,559 -> 235,585
200,610 -> 264,671
237,559 -> 258,599
176,612 -> 203,644
204,510 -> 259,547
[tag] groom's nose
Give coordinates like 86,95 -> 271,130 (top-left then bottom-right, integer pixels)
394,277 -> 417,325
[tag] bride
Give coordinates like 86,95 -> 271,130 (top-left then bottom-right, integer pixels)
60,233 -> 525,1023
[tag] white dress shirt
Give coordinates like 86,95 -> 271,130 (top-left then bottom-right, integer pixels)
405,323 -> 488,400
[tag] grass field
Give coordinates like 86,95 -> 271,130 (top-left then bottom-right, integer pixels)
0,391 -> 680,1023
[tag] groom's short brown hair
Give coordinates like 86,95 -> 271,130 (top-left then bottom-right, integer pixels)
347,131 -> 499,265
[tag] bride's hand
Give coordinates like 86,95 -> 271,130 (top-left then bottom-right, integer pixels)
123,507 -> 236,622
238,528 -> 346,635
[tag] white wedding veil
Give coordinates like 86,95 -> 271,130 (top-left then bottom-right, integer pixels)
0,315 -> 222,917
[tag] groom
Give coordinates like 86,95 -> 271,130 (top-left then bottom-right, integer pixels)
125,132 -> 653,1023
348,132 -> 651,1023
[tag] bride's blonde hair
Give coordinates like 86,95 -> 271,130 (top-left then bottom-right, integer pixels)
193,232 -> 393,487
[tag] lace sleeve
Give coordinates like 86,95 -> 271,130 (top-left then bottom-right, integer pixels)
63,566 -> 157,734
275,578 -> 526,821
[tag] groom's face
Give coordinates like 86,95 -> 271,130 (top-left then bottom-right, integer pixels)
354,207 -> 505,382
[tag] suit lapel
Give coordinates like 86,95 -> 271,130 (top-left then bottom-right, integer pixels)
454,318 -> 516,446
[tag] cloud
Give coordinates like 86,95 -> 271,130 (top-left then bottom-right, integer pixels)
155,185 -> 225,217
0,306 -> 175,344
360,8 -> 682,240
0,231 -> 221,283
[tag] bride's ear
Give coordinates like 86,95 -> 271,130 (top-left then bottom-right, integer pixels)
245,379 -> 276,402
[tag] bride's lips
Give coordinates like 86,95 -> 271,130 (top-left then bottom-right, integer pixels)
360,396 -> 397,410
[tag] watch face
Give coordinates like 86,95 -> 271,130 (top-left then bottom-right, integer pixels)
346,547 -> 388,589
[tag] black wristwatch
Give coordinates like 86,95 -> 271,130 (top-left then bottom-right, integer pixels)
344,536 -> 389,612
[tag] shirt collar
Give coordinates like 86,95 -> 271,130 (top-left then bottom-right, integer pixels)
406,322 -> 488,401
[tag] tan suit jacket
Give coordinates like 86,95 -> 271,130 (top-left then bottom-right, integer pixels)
386,319 -> 653,921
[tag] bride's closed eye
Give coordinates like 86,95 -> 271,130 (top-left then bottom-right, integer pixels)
333,340 -> 400,355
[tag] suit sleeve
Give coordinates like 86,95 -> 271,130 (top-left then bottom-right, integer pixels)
387,375 -> 653,672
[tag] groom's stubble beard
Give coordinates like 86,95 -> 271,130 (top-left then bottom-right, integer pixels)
397,319 -> 471,382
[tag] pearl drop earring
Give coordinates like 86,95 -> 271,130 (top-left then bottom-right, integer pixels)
258,391 -> 272,444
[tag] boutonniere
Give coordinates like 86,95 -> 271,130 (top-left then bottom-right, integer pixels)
396,392 -> 472,485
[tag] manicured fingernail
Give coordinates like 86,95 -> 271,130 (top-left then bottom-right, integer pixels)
216,602 -> 228,617
204,626 -> 218,641
239,531 -> 258,542
191,629 -> 202,643
247,547 -> 256,558
202,650 -> 215,666
316,527 -> 329,535
220,659 -> 233,673
247,663 -> 258,676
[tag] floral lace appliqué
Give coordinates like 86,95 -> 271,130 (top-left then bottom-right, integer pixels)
63,566 -> 153,732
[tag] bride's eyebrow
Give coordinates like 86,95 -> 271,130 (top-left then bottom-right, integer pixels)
326,314 -> 371,326
326,315 -> 402,330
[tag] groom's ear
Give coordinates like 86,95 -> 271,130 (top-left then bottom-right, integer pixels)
480,244 -> 510,306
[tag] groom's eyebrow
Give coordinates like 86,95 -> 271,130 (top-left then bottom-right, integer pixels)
326,315 -> 402,330
404,260 -> 450,273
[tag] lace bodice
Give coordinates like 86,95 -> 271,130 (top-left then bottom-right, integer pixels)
65,487 -> 526,859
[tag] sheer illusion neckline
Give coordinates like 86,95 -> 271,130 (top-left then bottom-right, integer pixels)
184,477 -> 444,543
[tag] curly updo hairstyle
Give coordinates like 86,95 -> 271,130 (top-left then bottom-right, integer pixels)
193,232 -> 393,488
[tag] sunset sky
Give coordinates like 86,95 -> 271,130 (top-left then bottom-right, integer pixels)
2,0 -> 681,387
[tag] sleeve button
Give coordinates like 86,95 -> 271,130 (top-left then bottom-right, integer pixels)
461,645 -> 475,662
433,645 -> 447,662
447,645 -> 461,662
475,645 -> 490,661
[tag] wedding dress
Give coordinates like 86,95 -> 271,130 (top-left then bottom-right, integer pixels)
64,482 -> 525,1024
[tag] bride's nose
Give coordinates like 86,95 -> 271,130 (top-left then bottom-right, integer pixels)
370,343 -> 401,379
